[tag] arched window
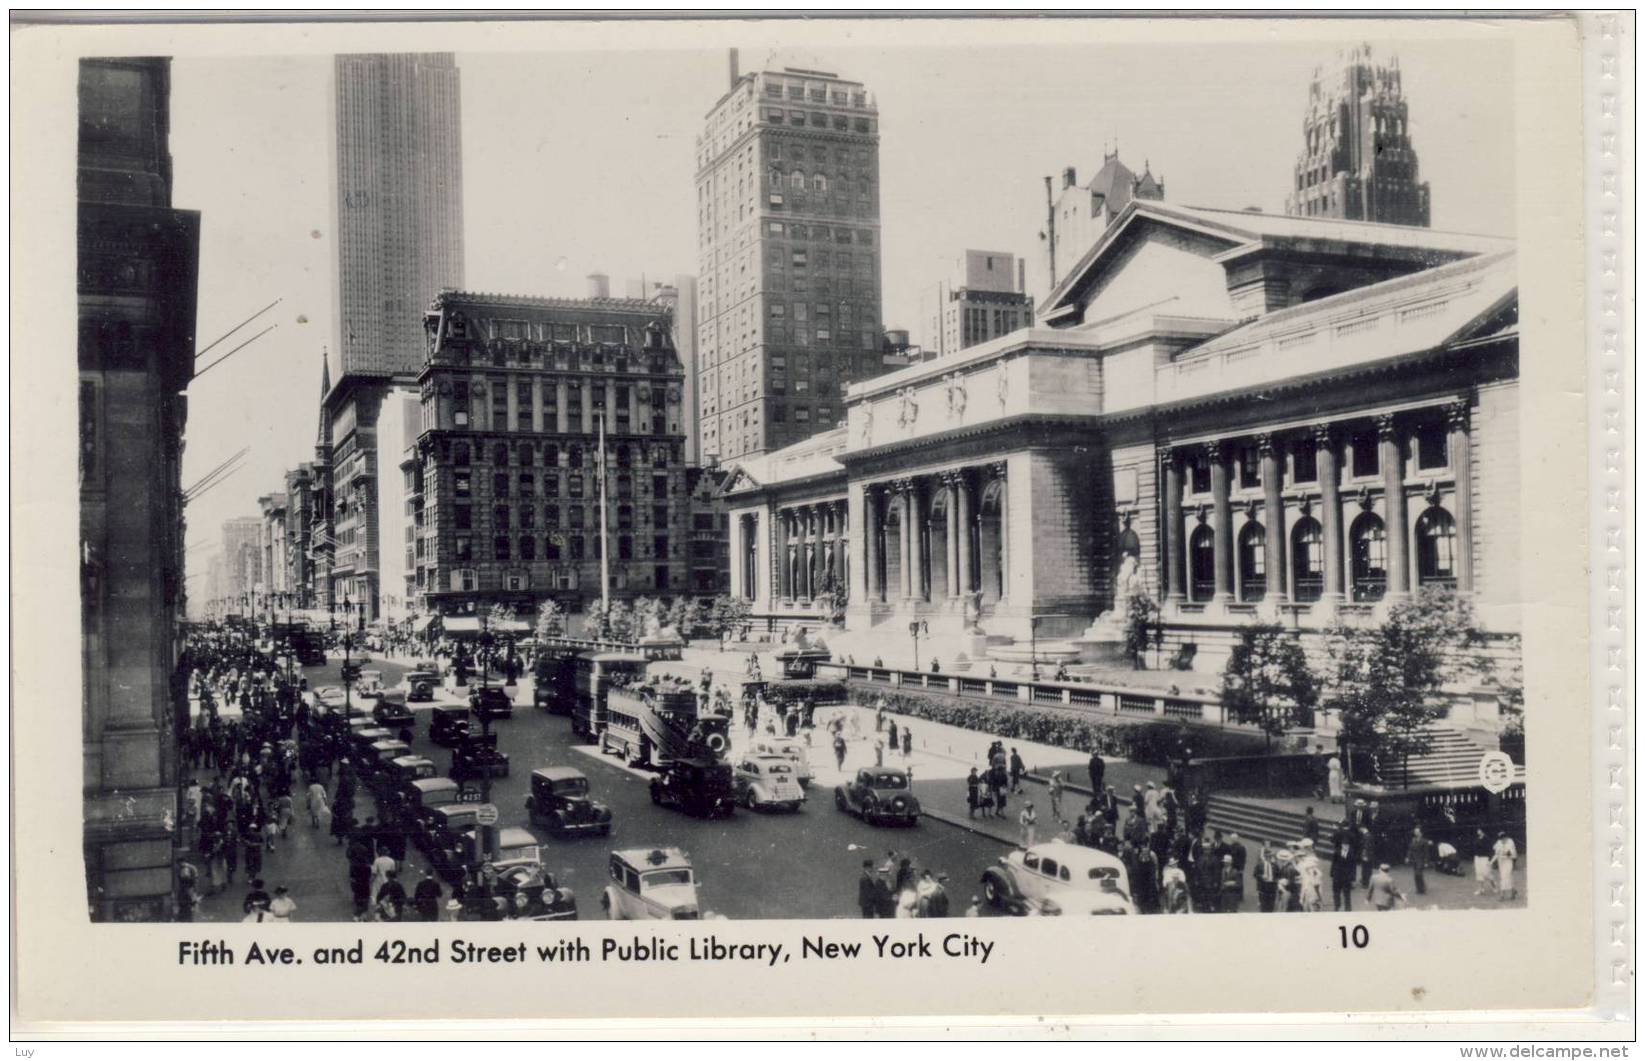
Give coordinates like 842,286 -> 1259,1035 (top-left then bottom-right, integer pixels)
542,442 -> 558,466
813,173 -> 827,192
1416,507 -> 1457,587
1349,512 -> 1387,602
568,445 -> 583,468
1291,517 -> 1323,603
1188,525 -> 1216,602
769,169 -> 781,188
1238,522 -> 1266,602
493,443 -> 509,466
790,170 -> 805,190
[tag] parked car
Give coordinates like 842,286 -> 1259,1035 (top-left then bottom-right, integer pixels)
746,735 -> 814,787
733,755 -> 806,812
470,683 -> 515,722
834,766 -> 921,826
348,727 -> 393,760
404,777 -> 461,833
386,755 -> 438,799
648,757 -> 735,818
373,695 -> 415,730
601,847 -> 701,920
429,706 -> 471,748
980,840 -> 1135,916
526,767 -> 612,837
449,731 -> 510,781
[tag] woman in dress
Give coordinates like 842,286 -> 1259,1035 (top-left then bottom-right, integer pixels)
1492,832 -> 1519,900
1326,755 -> 1345,804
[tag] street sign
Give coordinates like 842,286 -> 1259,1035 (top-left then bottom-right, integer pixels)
457,784 -> 486,803
1478,751 -> 1515,794
474,803 -> 500,826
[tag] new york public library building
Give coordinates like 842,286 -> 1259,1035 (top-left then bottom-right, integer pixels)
722,200 -> 1520,734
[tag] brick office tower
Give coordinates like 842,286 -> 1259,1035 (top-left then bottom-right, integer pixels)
78,57 -> 200,920
413,291 -> 692,618
323,53 -> 464,618
695,56 -> 885,463
1285,44 -> 1431,227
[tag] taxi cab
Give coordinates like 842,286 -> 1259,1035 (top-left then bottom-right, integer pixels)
430,706 -> 471,748
980,839 -> 1135,916
601,847 -> 701,921
733,755 -> 806,812
747,735 -> 813,787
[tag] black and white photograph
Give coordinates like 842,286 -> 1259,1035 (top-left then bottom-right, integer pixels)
15,11 -> 1625,1035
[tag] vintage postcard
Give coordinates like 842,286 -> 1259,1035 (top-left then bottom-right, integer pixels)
9,11 -> 1632,1038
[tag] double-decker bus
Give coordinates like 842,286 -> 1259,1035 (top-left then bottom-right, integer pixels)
600,677 -> 727,769
568,651 -> 649,743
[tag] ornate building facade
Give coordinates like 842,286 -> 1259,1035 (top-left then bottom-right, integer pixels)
724,201 -> 1517,723
412,291 -> 692,617
78,57 -> 200,920
1285,44 -> 1431,227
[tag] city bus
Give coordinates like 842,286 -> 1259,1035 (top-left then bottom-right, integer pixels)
568,651 -> 648,744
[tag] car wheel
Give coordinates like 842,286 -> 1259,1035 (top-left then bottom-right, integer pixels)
834,790 -> 847,812
983,878 -> 1004,908
649,783 -> 662,805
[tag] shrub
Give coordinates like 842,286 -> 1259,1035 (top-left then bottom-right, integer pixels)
845,685 -> 1267,766
762,680 -> 848,706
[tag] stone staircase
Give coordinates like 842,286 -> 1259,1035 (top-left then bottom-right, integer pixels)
1204,795 -> 1342,859
1370,726 -> 1510,787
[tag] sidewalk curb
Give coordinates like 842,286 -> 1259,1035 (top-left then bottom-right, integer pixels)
919,806 -> 1020,847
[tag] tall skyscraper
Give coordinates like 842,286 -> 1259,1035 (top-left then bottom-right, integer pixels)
333,52 -> 465,377
1285,44 -> 1431,227
322,53 -> 465,618
919,249 -> 1035,359
695,57 -> 884,462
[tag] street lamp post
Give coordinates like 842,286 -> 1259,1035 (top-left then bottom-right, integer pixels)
1029,616 -> 1041,682
908,619 -> 927,673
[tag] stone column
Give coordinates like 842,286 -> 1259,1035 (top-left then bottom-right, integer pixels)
992,463 -> 1010,603
1448,399 -> 1474,592
1207,441 -> 1233,602
775,508 -> 790,601
1378,414 -> 1409,596
1315,424 -> 1344,601
956,471 -> 974,595
1259,434 -> 1287,602
1164,450 -> 1185,602
944,473 -> 961,598
835,500 -> 849,599
910,480 -> 928,602
555,381 -> 569,434
864,487 -> 882,601
898,481 -> 914,600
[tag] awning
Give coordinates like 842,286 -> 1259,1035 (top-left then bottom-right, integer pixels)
411,616 -> 434,633
435,616 -> 531,635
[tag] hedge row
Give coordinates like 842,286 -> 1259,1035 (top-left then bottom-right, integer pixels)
761,680 -> 849,706
846,686 -> 1268,767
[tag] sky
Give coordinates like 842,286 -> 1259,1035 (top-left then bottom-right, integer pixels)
171,34 -> 1518,585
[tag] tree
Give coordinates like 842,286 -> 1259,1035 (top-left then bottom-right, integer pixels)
630,595 -> 660,639
535,598 -> 566,641
1123,592 -> 1159,670
708,594 -> 752,642
664,597 -> 700,638
1322,588 -> 1489,788
585,598 -> 634,642
1220,622 -> 1320,749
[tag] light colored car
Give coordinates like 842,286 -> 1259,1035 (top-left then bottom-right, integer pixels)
357,669 -> 385,698
980,840 -> 1135,916
746,735 -> 813,787
733,755 -> 806,812
601,847 -> 700,921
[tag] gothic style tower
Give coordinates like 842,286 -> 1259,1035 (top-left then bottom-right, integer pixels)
1285,44 -> 1431,227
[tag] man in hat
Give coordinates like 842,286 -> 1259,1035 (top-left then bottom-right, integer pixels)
1406,826 -> 1432,896
414,871 -> 445,922
874,862 -> 898,919
857,860 -> 881,919
1088,748 -> 1106,797
268,885 -> 297,922
1366,863 -> 1403,911
1253,840 -> 1280,913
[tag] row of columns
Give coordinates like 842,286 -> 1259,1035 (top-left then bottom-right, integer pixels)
1162,403 -> 1472,605
861,463 -> 1007,604
776,500 -> 847,603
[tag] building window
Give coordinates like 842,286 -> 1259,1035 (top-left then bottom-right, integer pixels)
570,536 -> 585,560
493,472 -> 509,497
568,505 -> 583,529
1349,429 -> 1380,478
494,536 -> 511,561
1189,454 -> 1212,495
1415,507 -> 1457,586
655,565 -> 670,590
1291,441 -> 1318,484
545,504 -> 559,528
653,504 -> 669,526
520,536 -> 536,561
454,505 -> 471,531
544,475 -> 559,498
1349,512 -> 1387,602
454,472 -> 471,498
545,537 -> 561,560
455,536 -> 472,561
654,535 -> 669,559
519,472 -> 534,497
618,505 -> 634,531
653,475 -> 669,500
1236,445 -> 1261,489
1415,421 -> 1449,471
1188,525 -> 1216,602
453,443 -> 470,467
1291,517 -> 1323,603
493,443 -> 509,466
494,505 -> 510,529
458,568 -> 476,592
1237,522 -> 1266,602
618,536 -> 633,561
569,475 -> 584,499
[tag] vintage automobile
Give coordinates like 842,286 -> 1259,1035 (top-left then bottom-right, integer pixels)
746,735 -> 814,788
372,694 -> 415,730
601,847 -> 701,921
980,840 -> 1135,916
430,705 -> 471,748
348,726 -> 393,759
424,804 -> 482,874
532,654 -> 575,714
405,777 -> 461,834
452,830 -> 579,921
404,667 -> 441,703
311,686 -> 349,713
470,683 -> 515,722
357,669 -> 386,699
364,739 -> 411,781
834,766 -> 921,826
648,757 -> 735,819
450,731 -> 510,781
526,767 -> 613,837
732,755 -> 806,812
387,755 -> 438,799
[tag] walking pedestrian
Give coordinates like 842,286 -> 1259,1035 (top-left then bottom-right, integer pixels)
1162,858 -> 1189,913
413,872 -> 444,922
268,885 -> 297,923
1088,749 -> 1105,795
1492,832 -> 1519,900
1219,855 -> 1242,912
965,768 -> 981,819
901,727 -> 912,759
886,719 -> 899,751
1009,748 -> 1026,794
833,732 -> 847,772
1472,827 -> 1497,896
1407,826 -> 1431,896
1047,770 -> 1065,823
1366,863 -> 1403,910
1019,801 -> 1038,849
307,779 -> 329,827
857,860 -> 880,918
1254,841 -> 1279,913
